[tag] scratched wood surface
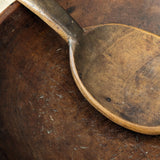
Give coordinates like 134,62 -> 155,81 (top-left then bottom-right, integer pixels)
75,24 -> 160,131
1,0 -> 160,159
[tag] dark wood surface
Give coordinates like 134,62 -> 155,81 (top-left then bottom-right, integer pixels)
17,0 -> 160,134
1,0 -> 160,159
18,0 -> 83,42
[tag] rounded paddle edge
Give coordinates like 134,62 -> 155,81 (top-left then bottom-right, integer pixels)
69,23 -> 160,135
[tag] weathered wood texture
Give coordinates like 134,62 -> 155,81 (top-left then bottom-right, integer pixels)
17,0 -> 160,134
74,24 -> 160,134
18,0 -> 83,42
1,0 -> 160,159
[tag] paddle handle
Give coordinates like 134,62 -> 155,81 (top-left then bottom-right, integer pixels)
17,0 -> 83,42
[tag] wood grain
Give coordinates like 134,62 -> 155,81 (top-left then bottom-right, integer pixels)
74,24 -> 160,134
16,0 -> 160,134
1,0 -> 160,159
17,0 -> 83,42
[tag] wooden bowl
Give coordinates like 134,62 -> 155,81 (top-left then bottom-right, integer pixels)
1,1 -> 160,159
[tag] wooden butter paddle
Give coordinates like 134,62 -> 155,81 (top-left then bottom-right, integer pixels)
17,0 -> 160,135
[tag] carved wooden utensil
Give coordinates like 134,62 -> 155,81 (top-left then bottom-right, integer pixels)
16,0 -> 160,135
